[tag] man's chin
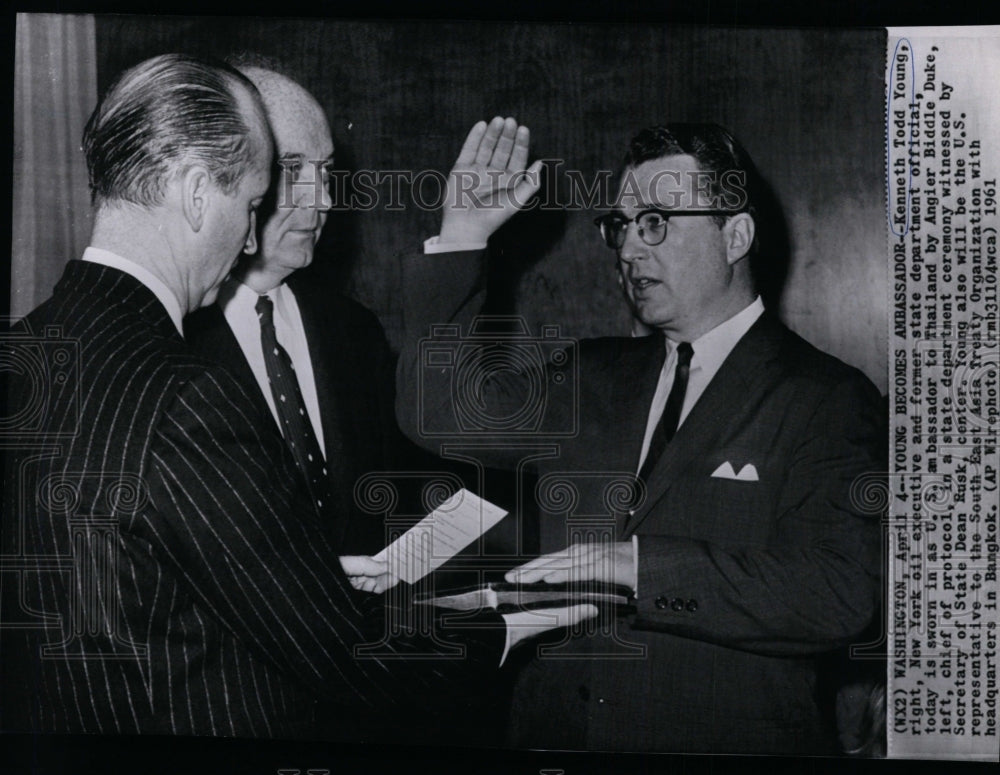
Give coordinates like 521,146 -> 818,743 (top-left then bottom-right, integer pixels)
629,302 -> 662,328
281,246 -> 315,271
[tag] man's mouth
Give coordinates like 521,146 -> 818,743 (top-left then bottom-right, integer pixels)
630,277 -> 659,291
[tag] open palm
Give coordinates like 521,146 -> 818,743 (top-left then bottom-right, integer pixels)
439,116 -> 543,245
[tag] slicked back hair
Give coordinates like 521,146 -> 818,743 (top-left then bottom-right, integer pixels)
82,53 -> 262,208
623,123 -> 761,256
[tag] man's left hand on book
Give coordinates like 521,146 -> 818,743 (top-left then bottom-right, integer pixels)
504,541 -> 637,590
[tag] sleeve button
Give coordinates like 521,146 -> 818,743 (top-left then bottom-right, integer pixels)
685,599 -> 698,612
655,596 -> 669,610
670,598 -> 684,611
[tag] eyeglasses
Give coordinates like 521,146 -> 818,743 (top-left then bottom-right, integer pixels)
594,208 -> 737,249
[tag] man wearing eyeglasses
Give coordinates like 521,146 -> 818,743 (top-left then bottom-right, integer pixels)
396,119 -> 884,754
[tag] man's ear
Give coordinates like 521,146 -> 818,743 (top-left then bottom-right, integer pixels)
723,212 -> 755,265
179,165 -> 212,233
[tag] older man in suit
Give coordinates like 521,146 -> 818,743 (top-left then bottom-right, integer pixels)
395,118 -> 885,753
183,64 -> 410,554
1,57 -> 590,740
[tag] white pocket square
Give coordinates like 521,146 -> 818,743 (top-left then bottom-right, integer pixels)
711,462 -> 759,482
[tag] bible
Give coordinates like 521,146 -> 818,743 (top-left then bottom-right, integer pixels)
413,581 -> 635,614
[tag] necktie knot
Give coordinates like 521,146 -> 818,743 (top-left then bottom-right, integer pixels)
675,341 -> 693,367
255,295 -> 274,327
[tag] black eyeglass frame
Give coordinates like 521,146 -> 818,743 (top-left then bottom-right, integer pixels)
593,207 -> 741,249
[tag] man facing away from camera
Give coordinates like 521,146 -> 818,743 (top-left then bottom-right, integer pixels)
1,56 -> 593,739
395,118 -> 885,754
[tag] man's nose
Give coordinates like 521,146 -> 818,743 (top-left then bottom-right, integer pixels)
617,222 -> 646,263
291,167 -> 331,211
295,186 -> 329,210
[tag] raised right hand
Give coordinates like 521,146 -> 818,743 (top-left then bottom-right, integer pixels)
438,116 -> 544,246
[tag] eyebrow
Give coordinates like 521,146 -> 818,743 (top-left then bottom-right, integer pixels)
610,203 -> 660,215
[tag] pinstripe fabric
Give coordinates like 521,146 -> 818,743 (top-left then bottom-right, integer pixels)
3,260 -> 502,738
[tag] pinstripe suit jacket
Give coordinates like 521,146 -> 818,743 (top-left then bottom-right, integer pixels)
396,251 -> 885,754
1,260 -> 502,738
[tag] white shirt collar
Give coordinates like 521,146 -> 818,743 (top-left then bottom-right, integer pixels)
216,276 -> 326,455
218,275 -> 292,315
667,296 -> 765,375
81,247 -> 184,335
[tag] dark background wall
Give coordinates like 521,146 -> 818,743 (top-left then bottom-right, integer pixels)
96,17 -> 888,392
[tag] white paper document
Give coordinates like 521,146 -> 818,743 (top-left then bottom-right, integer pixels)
373,488 -> 508,584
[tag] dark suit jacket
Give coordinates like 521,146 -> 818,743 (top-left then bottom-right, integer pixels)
1,260 -> 502,739
396,251 -> 885,754
184,274 -> 420,554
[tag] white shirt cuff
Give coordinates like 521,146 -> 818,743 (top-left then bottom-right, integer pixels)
499,615 -> 515,666
423,235 -> 488,254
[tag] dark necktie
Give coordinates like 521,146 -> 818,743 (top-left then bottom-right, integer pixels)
256,295 -> 332,514
638,341 -> 694,482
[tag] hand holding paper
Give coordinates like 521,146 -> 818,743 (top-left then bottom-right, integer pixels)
374,488 -> 508,584
338,555 -> 399,594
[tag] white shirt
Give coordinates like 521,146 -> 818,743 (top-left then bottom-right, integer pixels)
636,296 -> 766,472
81,247 -> 184,335
217,278 -> 327,456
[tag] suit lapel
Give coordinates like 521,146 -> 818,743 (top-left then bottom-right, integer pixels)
597,335 -> 665,538
611,335 -> 667,475
65,260 -> 181,342
624,314 -> 787,535
286,279 -> 346,473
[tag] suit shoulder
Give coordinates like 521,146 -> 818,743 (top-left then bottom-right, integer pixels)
579,334 -> 650,358
333,295 -> 385,333
148,351 -> 268,442
294,286 -> 389,342
774,323 -> 881,401
167,348 -> 253,392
